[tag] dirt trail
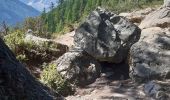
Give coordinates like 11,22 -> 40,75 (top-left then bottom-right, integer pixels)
55,31 -> 75,48
66,77 -> 152,100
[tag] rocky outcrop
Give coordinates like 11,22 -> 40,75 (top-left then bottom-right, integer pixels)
129,27 -> 170,82
25,33 -> 68,52
25,33 -> 52,45
139,7 -> 170,29
0,38 -> 63,99
55,50 -> 101,86
74,7 -> 141,63
130,0 -> 170,83
24,34 -> 68,65
163,0 -> 170,7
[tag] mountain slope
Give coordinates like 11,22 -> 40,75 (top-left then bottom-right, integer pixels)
19,0 -> 57,11
0,0 -> 40,25
42,0 -> 163,33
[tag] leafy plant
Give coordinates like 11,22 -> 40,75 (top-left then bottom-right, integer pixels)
16,54 -> 28,62
4,30 -> 25,54
4,30 -> 29,62
4,29 -> 59,64
40,63 -> 75,96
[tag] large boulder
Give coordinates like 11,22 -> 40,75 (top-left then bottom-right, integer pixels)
0,38 -> 63,99
139,6 -> 170,29
129,27 -> 170,82
74,7 -> 141,63
55,50 -> 101,86
163,0 -> 170,7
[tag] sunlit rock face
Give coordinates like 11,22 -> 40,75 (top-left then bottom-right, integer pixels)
129,28 -> 170,82
139,7 -> 170,29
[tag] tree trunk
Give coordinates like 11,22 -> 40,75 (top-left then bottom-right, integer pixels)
0,38 -> 64,100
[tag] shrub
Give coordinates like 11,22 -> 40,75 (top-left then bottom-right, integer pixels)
4,30 -> 29,62
4,30 -> 59,65
40,63 -> 75,96
4,30 -> 24,53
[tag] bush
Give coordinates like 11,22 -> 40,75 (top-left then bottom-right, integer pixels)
23,17 -> 50,38
4,30 -> 35,62
4,30 -> 29,62
4,30 -> 59,65
40,63 -> 75,96
4,30 -> 24,52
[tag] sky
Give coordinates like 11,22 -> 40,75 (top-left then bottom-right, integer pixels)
19,0 -> 57,12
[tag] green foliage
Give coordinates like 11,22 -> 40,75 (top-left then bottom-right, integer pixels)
23,17 -> 50,38
10,0 -> 162,37
3,30 -> 56,64
4,30 -> 25,53
41,0 -> 163,34
4,30 -> 29,62
16,54 -> 28,62
40,63 -> 74,96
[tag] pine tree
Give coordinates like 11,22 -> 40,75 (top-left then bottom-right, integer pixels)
40,0 -> 162,34
41,8 -> 46,20
50,2 -> 54,10
47,2 -> 56,33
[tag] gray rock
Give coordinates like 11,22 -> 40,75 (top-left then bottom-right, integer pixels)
144,81 -> 162,97
129,28 -> 170,82
139,7 -> 170,29
164,0 -> 170,7
55,50 -> 101,86
144,81 -> 169,100
74,7 -> 141,63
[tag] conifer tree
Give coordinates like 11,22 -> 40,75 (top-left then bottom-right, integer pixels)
40,0 -> 162,33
